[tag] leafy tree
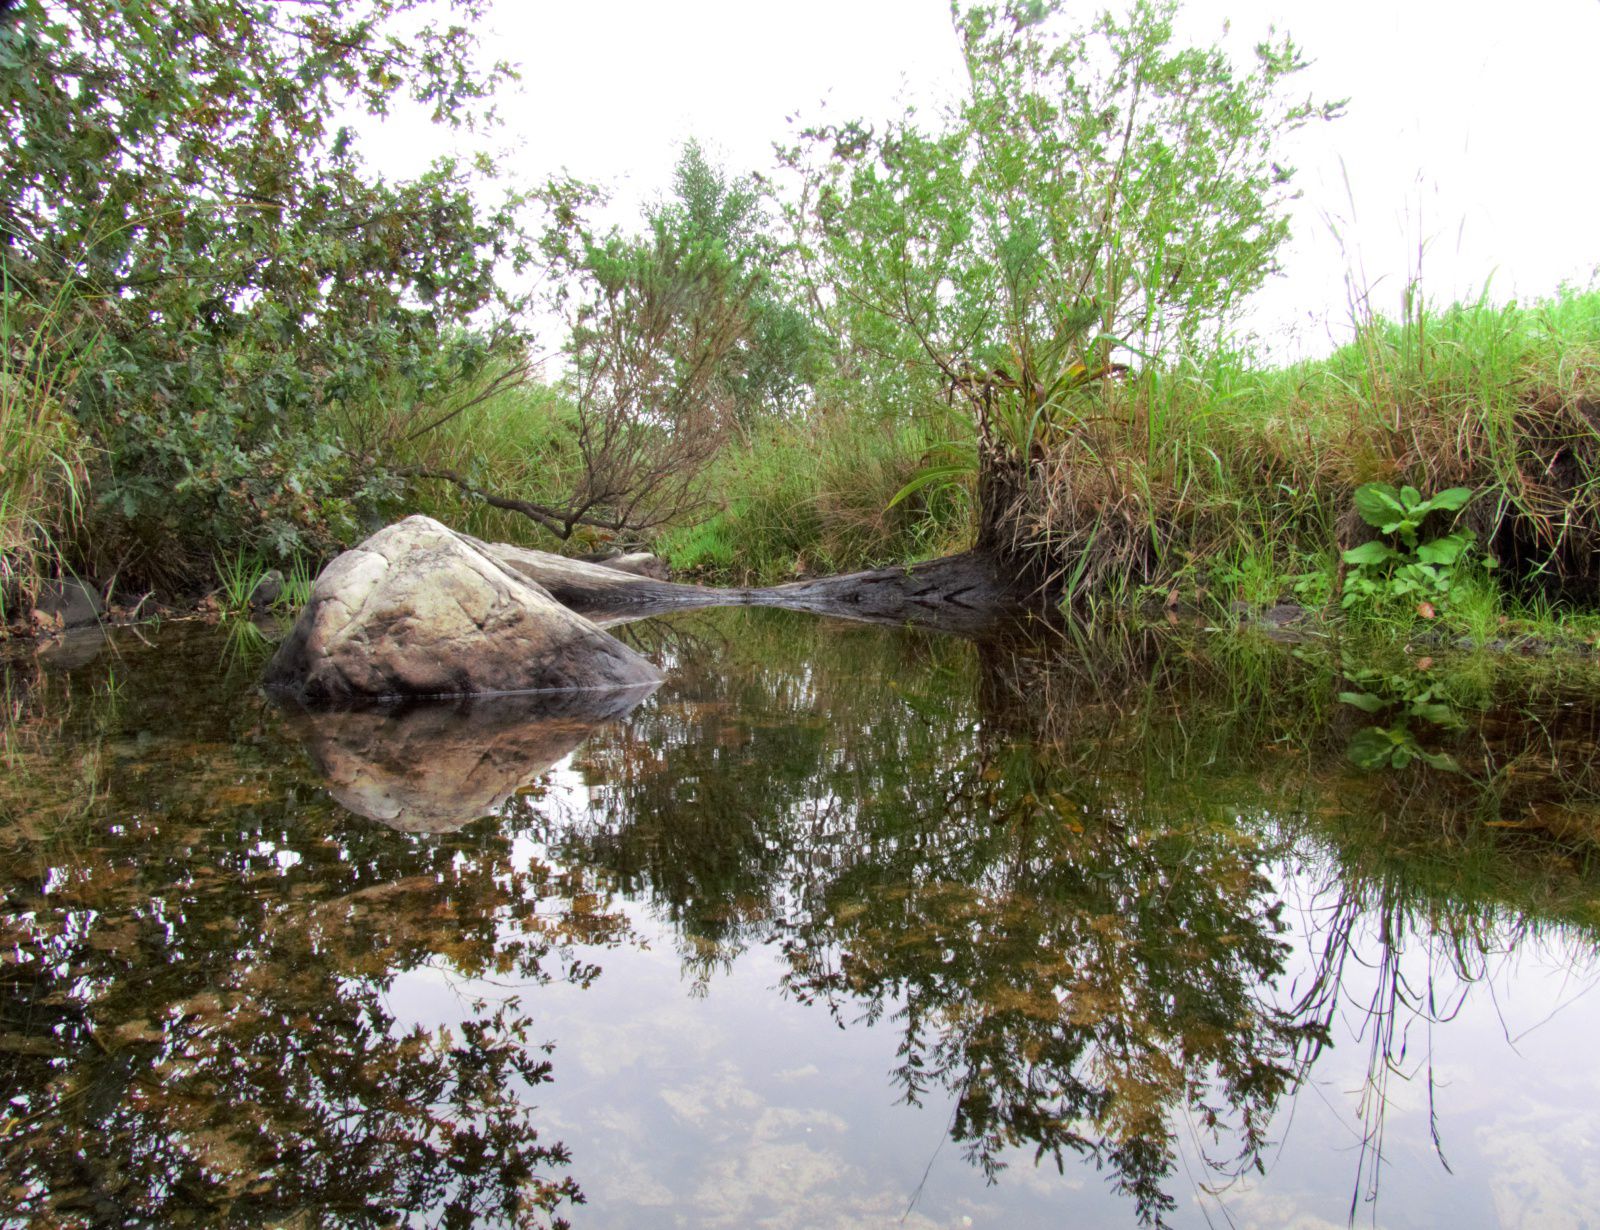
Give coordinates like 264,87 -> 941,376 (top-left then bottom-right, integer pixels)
405,143 -> 819,543
656,140 -> 818,423
0,0 -> 535,583
783,0 -> 1339,560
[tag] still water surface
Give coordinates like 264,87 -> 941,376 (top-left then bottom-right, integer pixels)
3,608 -> 1600,1228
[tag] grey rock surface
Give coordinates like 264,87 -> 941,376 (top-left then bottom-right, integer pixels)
263,515 -> 664,702
249,569 -> 285,612
36,578 -> 103,629
600,552 -> 670,580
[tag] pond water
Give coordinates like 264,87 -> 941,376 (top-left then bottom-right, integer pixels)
4,608 -> 1600,1229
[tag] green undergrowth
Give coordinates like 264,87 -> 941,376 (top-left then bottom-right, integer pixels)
656,406 -> 975,583
7,281 -> 1600,629
0,266 -> 93,621
1025,285 -> 1600,612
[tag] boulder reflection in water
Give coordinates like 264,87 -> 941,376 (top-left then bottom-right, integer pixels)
279,684 -> 660,832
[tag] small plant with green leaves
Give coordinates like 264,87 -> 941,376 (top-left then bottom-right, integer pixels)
1341,483 -> 1483,615
1340,663 -> 1464,771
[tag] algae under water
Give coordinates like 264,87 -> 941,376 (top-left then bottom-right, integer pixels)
3,608 -> 1600,1228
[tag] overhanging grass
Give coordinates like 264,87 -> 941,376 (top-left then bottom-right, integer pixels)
0,263 -> 94,619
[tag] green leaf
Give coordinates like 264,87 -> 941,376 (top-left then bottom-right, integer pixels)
1416,532 -> 1473,565
886,463 -> 974,509
1411,702 -> 1458,726
1417,750 -> 1462,772
1347,726 -> 1396,770
1342,540 -> 1401,567
1352,483 -> 1404,528
1416,487 -> 1474,515
1338,690 -> 1387,714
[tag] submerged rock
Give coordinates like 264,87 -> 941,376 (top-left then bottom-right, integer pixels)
263,515 -> 663,702
279,685 -> 656,832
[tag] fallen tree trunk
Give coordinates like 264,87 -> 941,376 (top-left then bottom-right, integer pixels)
473,537 -> 753,613
477,538 -> 1031,636
751,552 -> 1028,636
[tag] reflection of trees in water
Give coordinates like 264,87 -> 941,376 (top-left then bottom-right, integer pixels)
559,610 -> 1600,1225
11,613 -> 1600,1227
0,635 -> 617,1228
553,614 -> 1337,1223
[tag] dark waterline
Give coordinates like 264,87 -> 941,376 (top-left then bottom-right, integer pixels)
3,610 -> 1600,1228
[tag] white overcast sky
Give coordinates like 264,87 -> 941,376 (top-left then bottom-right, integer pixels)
370,0 -> 1600,358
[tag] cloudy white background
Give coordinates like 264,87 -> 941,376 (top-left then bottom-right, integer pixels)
370,0 -> 1600,357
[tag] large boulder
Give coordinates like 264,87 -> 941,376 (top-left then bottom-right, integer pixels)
32,577 -> 104,632
263,516 -> 664,702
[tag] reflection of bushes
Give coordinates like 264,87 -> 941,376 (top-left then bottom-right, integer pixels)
558,613 -> 1327,1223
9,610 -> 1600,1227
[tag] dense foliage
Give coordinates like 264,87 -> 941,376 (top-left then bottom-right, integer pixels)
11,0 -> 1591,623
1,0 -> 533,588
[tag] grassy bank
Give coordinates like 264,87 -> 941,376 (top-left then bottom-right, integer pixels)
6,284 -> 1600,639
653,285 -> 1600,633
1009,285 -> 1600,614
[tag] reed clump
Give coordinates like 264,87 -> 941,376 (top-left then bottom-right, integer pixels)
0,267 -> 94,620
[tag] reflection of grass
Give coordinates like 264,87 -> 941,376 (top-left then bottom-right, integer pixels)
0,672 -> 109,847
588,606 -> 1600,950
219,617 -> 276,684
595,608 -> 1600,1222
3,606 -> 1599,1227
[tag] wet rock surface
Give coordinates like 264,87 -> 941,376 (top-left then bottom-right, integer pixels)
34,578 -> 104,630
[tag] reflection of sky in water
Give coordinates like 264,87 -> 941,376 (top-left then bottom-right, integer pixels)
390,853 -> 1098,1228
1236,875 -> 1600,1230
378,756 -> 1600,1229
11,611 -> 1600,1228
